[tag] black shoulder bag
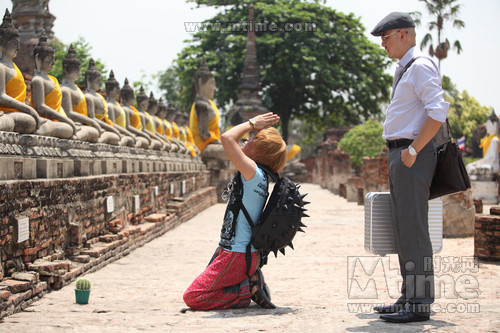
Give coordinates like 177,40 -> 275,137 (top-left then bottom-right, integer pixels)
429,119 -> 471,199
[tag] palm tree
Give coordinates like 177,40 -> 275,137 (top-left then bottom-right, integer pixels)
414,0 -> 465,70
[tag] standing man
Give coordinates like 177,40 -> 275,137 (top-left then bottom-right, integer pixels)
370,12 -> 449,323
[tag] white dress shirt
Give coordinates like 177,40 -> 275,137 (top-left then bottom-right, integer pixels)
383,47 -> 450,140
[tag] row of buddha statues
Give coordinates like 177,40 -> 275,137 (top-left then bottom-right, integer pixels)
0,9 -> 224,158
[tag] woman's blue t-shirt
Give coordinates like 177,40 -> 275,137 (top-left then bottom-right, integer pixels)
220,165 -> 268,253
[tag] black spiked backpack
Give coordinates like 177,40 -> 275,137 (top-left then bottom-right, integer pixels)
239,164 -> 309,273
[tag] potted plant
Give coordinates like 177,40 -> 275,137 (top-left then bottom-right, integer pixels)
75,277 -> 92,304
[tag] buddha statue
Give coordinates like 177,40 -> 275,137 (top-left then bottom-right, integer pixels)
467,109 -> 500,178
166,102 -> 180,140
189,58 -> 221,152
84,59 -> 123,146
119,79 -> 161,150
157,98 -> 184,153
29,31 -> 83,139
177,112 -> 199,156
165,102 -> 188,154
60,45 -> 101,143
135,86 -> 169,150
0,9 -> 39,133
147,92 -> 173,151
104,71 -> 150,148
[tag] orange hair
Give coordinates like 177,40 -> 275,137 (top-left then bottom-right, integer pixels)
253,127 -> 288,173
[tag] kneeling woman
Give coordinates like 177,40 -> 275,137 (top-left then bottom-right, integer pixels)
183,113 -> 288,310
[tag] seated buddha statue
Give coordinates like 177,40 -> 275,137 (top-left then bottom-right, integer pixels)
104,71 -> 151,148
0,9 -> 39,133
147,92 -> 171,151
119,79 -> 162,150
157,98 -> 183,153
467,109 -> 500,178
189,58 -> 221,152
29,31 -> 86,139
60,45 -> 101,143
84,59 -> 124,146
175,112 -> 199,156
135,86 -> 169,151
164,102 -> 188,154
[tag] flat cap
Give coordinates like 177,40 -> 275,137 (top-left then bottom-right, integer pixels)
371,12 -> 415,36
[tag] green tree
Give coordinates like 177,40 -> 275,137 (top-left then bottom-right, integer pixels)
414,0 -> 465,69
442,75 -> 490,156
447,90 -> 490,147
50,37 -> 107,87
338,120 -> 385,167
162,0 -> 392,142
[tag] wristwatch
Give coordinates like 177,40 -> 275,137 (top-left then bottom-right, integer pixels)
248,118 -> 256,130
408,145 -> 418,156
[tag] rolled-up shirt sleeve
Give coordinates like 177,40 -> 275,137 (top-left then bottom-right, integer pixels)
414,61 -> 450,123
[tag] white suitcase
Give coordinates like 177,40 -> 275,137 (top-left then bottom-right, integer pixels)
364,192 -> 443,256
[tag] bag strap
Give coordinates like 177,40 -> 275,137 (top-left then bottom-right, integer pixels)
445,118 -> 452,139
392,56 -> 440,99
243,164 -> 274,277
257,163 -> 279,182
393,56 -> 452,141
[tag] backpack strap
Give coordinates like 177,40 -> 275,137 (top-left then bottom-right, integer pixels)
257,163 -> 279,182
243,164 -> 274,277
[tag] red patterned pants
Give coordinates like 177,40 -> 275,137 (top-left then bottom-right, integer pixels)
183,247 -> 259,310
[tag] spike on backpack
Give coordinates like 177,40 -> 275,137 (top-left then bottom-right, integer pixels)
250,165 -> 309,257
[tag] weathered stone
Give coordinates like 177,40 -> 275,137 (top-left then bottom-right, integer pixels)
70,255 -> 91,264
0,279 -> 31,293
0,290 -> 10,300
443,190 -> 475,237
11,271 -> 38,284
470,180 -> 499,204
27,261 -> 71,275
346,177 -> 363,202
99,234 -> 119,243
144,213 -> 167,223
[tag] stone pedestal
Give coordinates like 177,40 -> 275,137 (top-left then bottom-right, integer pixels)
36,159 -> 74,178
443,190 -> 475,237
0,157 -> 36,179
346,177 -> 363,202
470,180 -> 499,204
201,143 -> 234,203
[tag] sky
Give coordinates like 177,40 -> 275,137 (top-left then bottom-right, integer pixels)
1,0 -> 499,114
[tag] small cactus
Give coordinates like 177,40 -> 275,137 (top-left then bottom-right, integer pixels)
75,277 -> 92,290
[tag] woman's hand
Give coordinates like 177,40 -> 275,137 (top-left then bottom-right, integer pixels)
251,112 -> 280,131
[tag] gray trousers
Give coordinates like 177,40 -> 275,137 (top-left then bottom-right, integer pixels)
388,140 -> 436,306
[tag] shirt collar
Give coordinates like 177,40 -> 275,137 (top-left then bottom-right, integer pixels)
397,46 -> 419,68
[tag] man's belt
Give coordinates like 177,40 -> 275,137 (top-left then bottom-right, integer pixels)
386,138 -> 414,149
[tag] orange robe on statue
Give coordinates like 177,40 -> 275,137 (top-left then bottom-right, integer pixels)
29,75 -> 68,119
128,105 -> 143,130
0,62 -> 26,113
189,99 -> 220,152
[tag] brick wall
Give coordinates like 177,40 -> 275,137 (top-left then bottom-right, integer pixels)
0,171 -> 211,275
311,137 -> 389,202
475,207 -> 500,260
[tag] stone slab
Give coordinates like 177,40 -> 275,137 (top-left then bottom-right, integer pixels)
36,159 -> 74,178
0,157 -> 36,180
